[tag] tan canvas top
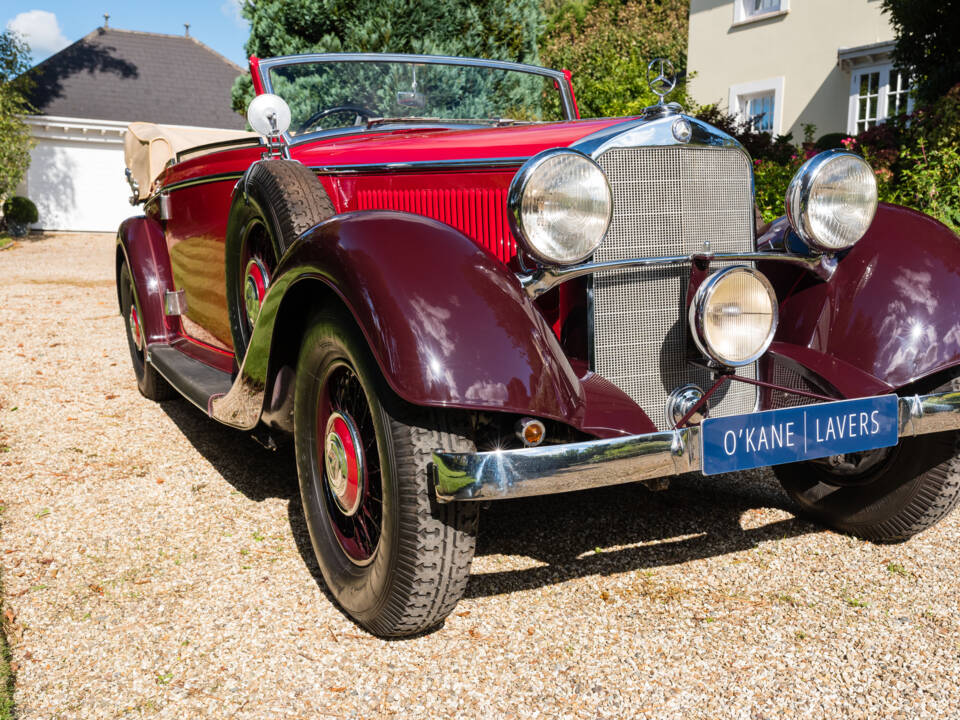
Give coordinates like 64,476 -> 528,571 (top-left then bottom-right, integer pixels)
124,123 -> 258,202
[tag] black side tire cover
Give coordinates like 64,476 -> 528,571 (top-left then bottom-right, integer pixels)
225,160 -> 334,359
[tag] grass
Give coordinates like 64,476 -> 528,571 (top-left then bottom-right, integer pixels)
0,511 -> 13,719
0,235 -> 12,250
0,624 -> 12,720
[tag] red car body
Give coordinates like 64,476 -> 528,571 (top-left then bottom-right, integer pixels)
116,52 -> 960,636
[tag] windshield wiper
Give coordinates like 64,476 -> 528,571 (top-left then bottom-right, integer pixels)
365,117 -> 536,128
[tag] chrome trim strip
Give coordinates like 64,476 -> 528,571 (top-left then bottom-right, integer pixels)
434,391 -> 960,502
309,157 -> 527,175
156,171 -> 244,195
518,251 -> 836,298
571,114 -> 743,159
175,136 -> 263,162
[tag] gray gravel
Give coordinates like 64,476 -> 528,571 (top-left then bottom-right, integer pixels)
1,232 -> 959,719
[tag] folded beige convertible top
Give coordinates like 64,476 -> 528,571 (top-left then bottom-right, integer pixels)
124,122 -> 258,202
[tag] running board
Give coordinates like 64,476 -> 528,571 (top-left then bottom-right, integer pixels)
147,343 -> 234,413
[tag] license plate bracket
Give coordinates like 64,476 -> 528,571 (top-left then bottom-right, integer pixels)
701,395 -> 899,476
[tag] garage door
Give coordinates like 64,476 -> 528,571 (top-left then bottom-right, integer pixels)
24,136 -> 134,232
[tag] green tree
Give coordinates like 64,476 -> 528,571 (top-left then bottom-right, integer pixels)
0,30 -> 33,203
882,0 -> 960,105
540,0 -> 690,118
232,0 -> 544,115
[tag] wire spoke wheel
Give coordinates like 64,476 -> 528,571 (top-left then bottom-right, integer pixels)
316,363 -> 382,565
293,307 -> 479,637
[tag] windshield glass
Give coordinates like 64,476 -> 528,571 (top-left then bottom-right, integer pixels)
265,59 -> 568,137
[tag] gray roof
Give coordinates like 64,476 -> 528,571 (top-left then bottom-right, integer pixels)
25,27 -> 246,129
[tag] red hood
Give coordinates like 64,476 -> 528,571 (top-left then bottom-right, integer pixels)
288,118 -> 628,167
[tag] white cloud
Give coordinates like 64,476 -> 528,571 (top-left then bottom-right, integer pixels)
221,0 -> 247,26
6,10 -> 69,56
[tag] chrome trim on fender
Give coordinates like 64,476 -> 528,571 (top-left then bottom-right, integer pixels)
433,390 -> 960,502
518,251 -> 836,298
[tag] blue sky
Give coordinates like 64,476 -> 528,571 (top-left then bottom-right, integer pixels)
3,2 -> 251,68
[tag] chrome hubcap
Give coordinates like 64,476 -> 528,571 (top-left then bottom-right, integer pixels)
128,305 -> 143,351
243,258 -> 270,327
323,411 -> 365,516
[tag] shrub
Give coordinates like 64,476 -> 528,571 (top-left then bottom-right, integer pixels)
2,195 -> 38,225
540,0 -> 691,118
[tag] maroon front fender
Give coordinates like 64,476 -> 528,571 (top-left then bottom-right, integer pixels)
763,204 -> 960,391
116,216 -> 178,345
275,211 -> 587,423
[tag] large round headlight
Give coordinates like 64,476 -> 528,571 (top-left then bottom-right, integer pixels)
508,149 -> 612,266
689,266 -> 778,367
785,150 -> 877,252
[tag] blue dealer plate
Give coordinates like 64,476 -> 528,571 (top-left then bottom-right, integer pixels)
701,395 -> 899,476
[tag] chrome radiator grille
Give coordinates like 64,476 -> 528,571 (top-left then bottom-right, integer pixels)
592,146 -> 757,430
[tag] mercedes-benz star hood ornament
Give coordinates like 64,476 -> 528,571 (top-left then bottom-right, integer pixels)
644,57 -> 682,118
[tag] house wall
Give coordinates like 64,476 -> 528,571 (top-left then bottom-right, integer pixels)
18,117 -> 133,233
687,0 -> 894,139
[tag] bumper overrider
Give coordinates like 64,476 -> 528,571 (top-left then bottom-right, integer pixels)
432,391 -> 960,502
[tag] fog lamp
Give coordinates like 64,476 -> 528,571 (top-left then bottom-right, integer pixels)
689,266 -> 778,367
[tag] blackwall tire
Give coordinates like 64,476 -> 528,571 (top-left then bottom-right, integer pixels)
293,308 -> 478,637
225,160 -> 334,360
118,261 -> 173,401
775,376 -> 960,543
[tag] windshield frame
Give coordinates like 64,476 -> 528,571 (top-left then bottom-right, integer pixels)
255,53 -> 578,144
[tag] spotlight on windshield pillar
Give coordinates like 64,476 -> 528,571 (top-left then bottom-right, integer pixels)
516,418 -> 546,447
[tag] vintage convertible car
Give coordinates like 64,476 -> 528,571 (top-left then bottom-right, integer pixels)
118,53 -> 960,637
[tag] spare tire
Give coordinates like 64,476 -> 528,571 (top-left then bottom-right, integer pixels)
225,160 -> 334,359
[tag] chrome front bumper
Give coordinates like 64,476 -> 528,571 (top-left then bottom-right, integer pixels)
432,391 -> 960,502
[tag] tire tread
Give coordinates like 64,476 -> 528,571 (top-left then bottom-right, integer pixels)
370,411 -> 478,637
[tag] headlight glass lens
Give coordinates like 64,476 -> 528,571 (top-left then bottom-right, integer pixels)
786,151 -> 877,252
512,151 -> 612,265
691,267 -> 777,367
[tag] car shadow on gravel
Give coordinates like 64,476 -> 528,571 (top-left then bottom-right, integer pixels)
160,398 -> 816,606
158,399 -> 331,598
466,474 -> 815,599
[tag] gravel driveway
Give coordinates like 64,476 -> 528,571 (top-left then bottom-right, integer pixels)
1,232 -> 959,719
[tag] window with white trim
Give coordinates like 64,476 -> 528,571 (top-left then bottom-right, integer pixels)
729,77 -> 784,135
848,65 -> 913,134
733,0 -> 786,23
744,92 -> 775,132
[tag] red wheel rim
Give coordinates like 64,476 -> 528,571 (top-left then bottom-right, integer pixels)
316,364 -> 382,564
128,304 -> 143,352
243,257 -> 270,327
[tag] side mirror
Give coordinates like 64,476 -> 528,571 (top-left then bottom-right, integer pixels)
247,93 -> 292,137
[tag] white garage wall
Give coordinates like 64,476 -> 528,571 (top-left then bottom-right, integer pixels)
20,117 -> 135,233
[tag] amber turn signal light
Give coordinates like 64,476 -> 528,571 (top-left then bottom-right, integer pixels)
516,418 -> 546,447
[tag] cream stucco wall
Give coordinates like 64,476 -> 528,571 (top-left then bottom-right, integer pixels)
687,0 -> 894,139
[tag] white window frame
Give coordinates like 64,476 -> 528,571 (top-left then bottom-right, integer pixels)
846,63 -> 915,134
733,0 -> 789,25
729,77 -> 785,135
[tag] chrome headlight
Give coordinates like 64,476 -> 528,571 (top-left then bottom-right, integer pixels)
690,266 -> 778,367
785,150 -> 878,252
508,149 -> 612,266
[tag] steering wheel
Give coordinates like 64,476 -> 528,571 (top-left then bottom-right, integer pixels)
297,104 -> 377,133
